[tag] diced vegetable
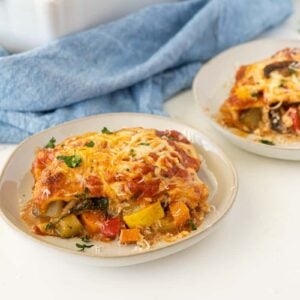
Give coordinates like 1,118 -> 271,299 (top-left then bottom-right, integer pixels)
239,108 -> 262,131
120,228 -> 140,244
55,214 -> 83,238
81,212 -> 121,238
46,201 -> 64,217
123,201 -> 165,228
157,217 -> 177,233
101,217 -> 121,238
169,202 -> 190,227
80,211 -> 105,235
36,222 -> 55,235
287,107 -> 300,133
263,60 -> 296,78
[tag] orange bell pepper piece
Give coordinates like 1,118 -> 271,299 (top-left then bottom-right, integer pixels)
120,228 -> 140,244
169,202 -> 190,227
80,211 -> 105,235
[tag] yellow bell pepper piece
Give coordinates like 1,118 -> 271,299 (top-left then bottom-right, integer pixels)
123,202 -> 165,228
55,214 -> 83,238
157,217 -> 177,233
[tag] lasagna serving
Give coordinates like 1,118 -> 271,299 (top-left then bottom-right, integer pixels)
218,48 -> 300,143
22,127 -> 209,247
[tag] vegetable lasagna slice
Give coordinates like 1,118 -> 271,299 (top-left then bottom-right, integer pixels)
219,48 -> 300,141
22,127 -> 209,246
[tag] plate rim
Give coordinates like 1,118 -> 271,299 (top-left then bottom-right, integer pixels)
192,38 -> 300,153
0,112 -> 238,260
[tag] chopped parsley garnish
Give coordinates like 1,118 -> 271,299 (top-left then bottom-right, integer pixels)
101,127 -> 113,134
45,137 -> 56,149
139,142 -> 150,146
85,140 -> 95,147
188,219 -> 197,231
259,139 -> 275,146
45,222 -> 55,231
129,149 -> 136,157
57,155 -> 82,168
81,235 -> 91,243
76,243 -> 94,252
251,92 -> 259,98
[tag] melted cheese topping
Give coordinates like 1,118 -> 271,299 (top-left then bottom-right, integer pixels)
217,48 -> 300,140
31,127 -> 209,215
224,48 -> 300,111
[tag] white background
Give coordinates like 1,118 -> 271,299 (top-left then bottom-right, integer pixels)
1,1 -> 300,299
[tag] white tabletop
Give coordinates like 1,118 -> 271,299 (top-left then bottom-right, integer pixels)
1,2 -> 300,300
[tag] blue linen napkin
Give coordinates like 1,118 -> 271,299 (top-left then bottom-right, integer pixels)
0,0 -> 293,143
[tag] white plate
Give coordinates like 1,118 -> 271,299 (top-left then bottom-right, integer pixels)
0,113 -> 237,267
193,39 -> 300,160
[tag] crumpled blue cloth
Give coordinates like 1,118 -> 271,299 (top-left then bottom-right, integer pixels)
0,0 -> 293,143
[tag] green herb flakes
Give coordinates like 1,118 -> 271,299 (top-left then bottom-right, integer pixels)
45,222 -> 55,231
101,127 -> 113,134
81,235 -> 91,243
129,149 -> 136,157
188,219 -> 197,231
76,243 -> 94,252
45,137 -> 56,149
259,139 -> 275,146
85,140 -> 95,147
57,155 -> 82,168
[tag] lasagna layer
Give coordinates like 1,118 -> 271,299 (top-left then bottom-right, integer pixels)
219,48 -> 300,137
23,127 -> 210,245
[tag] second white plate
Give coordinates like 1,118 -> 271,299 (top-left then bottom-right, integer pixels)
193,39 -> 300,160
